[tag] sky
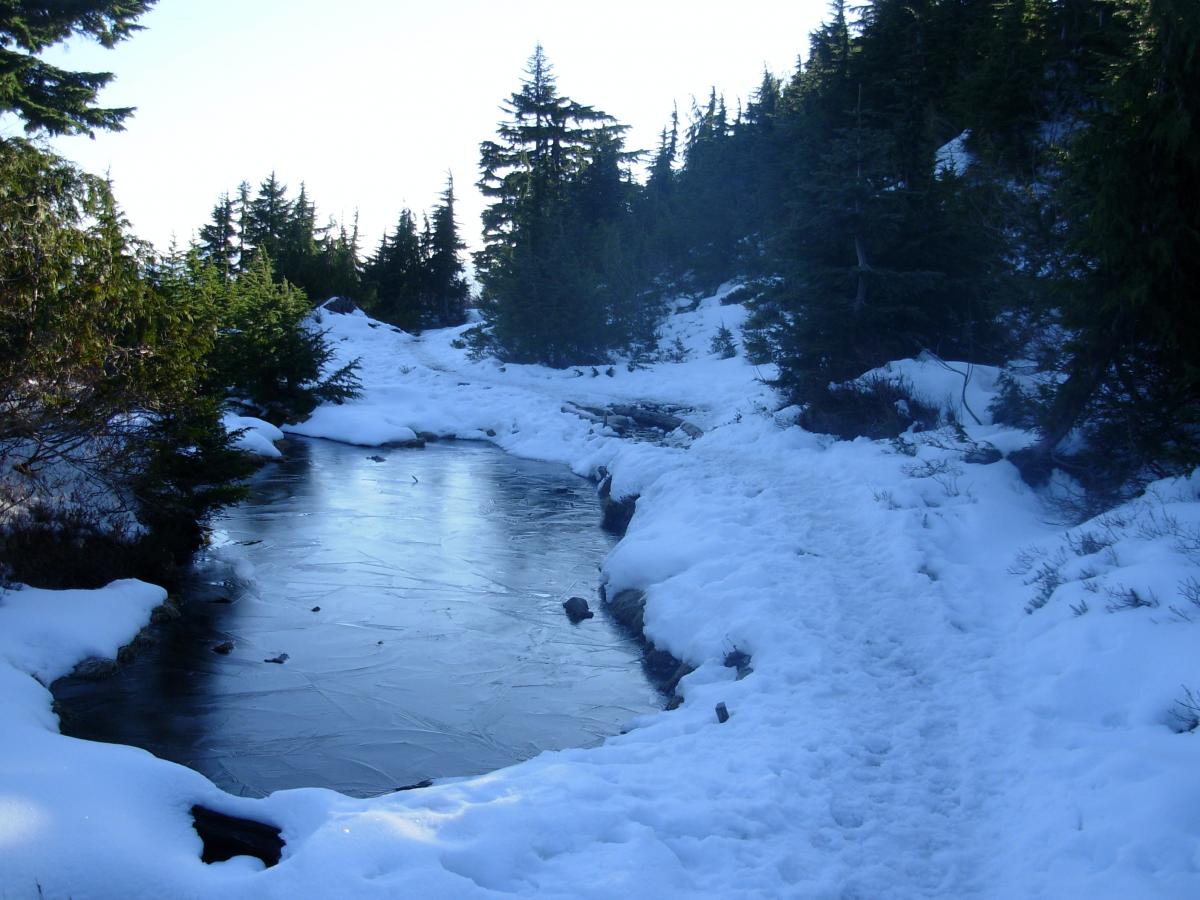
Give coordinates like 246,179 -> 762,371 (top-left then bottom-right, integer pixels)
23,1 -> 830,257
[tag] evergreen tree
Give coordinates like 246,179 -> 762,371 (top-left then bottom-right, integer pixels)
0,1 -> 154,136
197,192 -> 237,276
363,209 -> 425,330
243,171 -> 291,268
425,175 -> 470,327
475,45 -> 640,365
1022,0 -> 1200,486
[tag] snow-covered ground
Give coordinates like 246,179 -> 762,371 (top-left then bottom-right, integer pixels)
1,289 -> 1197,898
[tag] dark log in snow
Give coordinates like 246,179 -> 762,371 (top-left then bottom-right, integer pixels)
191,805 -> 284,866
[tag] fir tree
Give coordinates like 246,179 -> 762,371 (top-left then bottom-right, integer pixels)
0,1 -> 154,136
425,175 -> 470,327
197,192 -> 237,276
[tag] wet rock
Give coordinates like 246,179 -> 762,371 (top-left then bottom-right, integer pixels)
563,596 -> 594,623
715,702 -> 730,724
71,656 -> 118,680
263,653 -> 289,664
606,589 -> 646,635
597,473 -> 637,534
383,437 -> 425,449
212,641 -> 234,655
416,431 -> 440,443
192,805 -> 284,867
662,660 -> 694,695
665,694 -> 684,711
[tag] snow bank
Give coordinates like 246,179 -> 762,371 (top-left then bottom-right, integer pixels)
1,288 -> 1196,898
223,412 -> 285,458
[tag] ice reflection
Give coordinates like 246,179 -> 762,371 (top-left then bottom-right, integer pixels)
53,438 -> 659,797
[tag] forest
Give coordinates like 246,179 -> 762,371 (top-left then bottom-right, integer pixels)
1,0 -> 1197,580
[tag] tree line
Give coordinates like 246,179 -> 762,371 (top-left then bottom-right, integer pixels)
474,1 -> 1198,495
195,174 -> 469,331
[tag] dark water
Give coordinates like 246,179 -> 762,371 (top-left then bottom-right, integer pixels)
54,438 -> 659,797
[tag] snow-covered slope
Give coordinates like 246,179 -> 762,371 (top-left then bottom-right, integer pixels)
1,289 -> 1196,898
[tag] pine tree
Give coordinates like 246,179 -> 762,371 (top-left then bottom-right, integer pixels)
363,209 -> 425,330
475,45 -> 638,365
243,172 -> 292,268
197,193 -> 237,276
0,1 -> 155,136
425,175 -> 470,327
1023,0 -> 1200,486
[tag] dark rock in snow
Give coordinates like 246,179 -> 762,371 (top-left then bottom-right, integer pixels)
263,653 -> 289,664
367,454 -> 386,462
597,472 -> 637,534
322,296 -> 357,314
149,600 -> 182,624
383,437 -> 425,449
563,596 -> 594,623
963,442 -> 1003,465
212,641 -> 234,655
724,648 -> 754,680
416,431 -> 440,443
665,694 -> 684,711
192,805 -> 284,867
392,779 -> 434,792
310,606 -> 321,612
485,429 -> 497,437
715,702 -> 730,724
72,656 -> 118,680
606,589 -> 646,635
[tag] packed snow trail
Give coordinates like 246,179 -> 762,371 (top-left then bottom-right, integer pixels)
1,293 -> 1196,898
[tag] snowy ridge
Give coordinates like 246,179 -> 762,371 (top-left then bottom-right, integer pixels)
0,290 -> 1196,898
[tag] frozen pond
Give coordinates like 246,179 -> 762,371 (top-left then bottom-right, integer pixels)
53,438 -> 660,797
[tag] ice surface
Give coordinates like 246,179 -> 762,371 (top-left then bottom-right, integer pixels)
54,438 -> 660,798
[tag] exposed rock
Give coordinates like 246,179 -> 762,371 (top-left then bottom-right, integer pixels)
563,596 -> 594,623
149,600 -> 182,625
191,805 -> 284,867
209,596 -> 233,605
416,431 -> 440,443
486,429 -> 497,437
1008,445 -> 1056,487
310,606 -> 321,612
263,653 -> 289,664
963,442 -> 1003,465
662,660 -> 695,695
597,473 -> 637,534
392,779 -> 434,792
724,648 -> 754,680
606,588 -> 646,634
212,641 -> 234,655
383,437 -> 425,450
367,454 -> 386,462
715,702 -> 730,724
71,656 -> 118,680
321,296 -> 358,314
665,694 -> 684,711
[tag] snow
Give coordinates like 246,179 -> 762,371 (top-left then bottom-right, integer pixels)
223,412 -> 286,458
935,130 -> 974,178
1,288 -> 1197,898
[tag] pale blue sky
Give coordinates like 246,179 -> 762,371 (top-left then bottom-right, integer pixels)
26,1 -> 829,255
